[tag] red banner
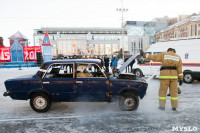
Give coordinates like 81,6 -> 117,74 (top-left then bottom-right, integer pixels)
0,47 -> 11,62
23,46 -> 41,62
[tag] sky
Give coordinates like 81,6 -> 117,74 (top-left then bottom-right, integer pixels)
0,0 -> 200,46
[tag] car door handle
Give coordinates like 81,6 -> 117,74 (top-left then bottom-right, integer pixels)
43,82 -> 50,84
76,81 -> 83,84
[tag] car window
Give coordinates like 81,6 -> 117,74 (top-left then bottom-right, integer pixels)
137,56 -> 150,64
43,63 -> 73,78
77,63 -> 105,78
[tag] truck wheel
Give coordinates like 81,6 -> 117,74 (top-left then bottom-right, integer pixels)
183,72 -> 194,84
118,92 -> 139,111
30,93 -> 51,113
134,69 -> 142,78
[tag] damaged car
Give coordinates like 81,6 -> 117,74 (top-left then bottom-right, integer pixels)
4,59 -> 148,112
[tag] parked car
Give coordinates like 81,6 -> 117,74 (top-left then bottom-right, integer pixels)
3,59 -> 148,112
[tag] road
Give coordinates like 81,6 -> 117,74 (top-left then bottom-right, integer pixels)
0,68 -> 199,133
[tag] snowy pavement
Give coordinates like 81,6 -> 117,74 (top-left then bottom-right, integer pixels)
0,67 -> 200,133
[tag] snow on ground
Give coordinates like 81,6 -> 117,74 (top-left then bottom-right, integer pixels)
0,67 -> 200,133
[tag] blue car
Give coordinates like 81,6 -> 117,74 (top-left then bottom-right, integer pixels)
3,59 -> 148,112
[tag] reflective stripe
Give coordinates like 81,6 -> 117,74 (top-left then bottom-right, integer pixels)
146,53 -> 149,58
160,76 -> 178,79
159,97 -> 166,100
170,97 -> 178,100
164,55 -> 179,61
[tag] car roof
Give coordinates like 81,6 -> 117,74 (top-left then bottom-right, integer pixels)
44,59 -> 101,66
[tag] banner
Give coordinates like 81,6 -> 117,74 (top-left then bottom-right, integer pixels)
0,47 -> 11,62
23,46 -> 41,62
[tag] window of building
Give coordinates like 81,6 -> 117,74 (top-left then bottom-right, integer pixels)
105,44 -> 111,55
191,24 -> 196,36
134,40 -> 136,54
198,24 -> 200,36
100,44 -> 104,55
94,44 -> 99,55
72,41 -> 76,55
113,44 -> 119,53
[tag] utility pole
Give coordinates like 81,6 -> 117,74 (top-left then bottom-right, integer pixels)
116,0 -> 128,60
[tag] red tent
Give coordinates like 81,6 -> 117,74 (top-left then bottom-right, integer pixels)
8,31 -> 28,40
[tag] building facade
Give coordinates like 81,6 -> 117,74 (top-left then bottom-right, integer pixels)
156,15 -> 200,42
33,27 -> 150,56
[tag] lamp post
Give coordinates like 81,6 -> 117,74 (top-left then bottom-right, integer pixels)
116,0 -> 128,60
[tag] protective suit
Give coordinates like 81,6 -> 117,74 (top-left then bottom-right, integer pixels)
143,49 -> 183,110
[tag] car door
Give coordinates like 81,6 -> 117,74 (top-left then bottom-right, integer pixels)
42,63 -> 76,101
75,63 -> 109,101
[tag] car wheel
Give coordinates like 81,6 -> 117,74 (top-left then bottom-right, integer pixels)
118,92 -> 139,111
183,72 -> 194,84
134,69 -> 142,78
30,93 -> 51,113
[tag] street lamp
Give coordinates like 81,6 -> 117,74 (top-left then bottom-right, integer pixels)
116,0 -> 128,60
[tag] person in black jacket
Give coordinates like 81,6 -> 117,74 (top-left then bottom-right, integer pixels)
129,59 -> 135,73
104,55 -> 109,72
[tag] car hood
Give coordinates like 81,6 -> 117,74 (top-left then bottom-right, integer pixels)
110,77 -> 147,84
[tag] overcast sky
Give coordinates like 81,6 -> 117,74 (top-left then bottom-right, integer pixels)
0,0 -> 200,46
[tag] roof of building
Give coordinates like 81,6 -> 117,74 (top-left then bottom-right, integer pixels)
34,27 -> 125,34
156,15 -> 200,35
8,31 -> 28,40
38,27 -> 122,31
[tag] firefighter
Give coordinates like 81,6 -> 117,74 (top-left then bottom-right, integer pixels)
140,48 -> 183,111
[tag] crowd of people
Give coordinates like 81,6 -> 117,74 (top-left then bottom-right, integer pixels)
52,54 -> 135,75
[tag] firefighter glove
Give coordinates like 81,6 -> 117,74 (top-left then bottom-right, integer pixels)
179,79 -> 183,86
140,50 -> 144,57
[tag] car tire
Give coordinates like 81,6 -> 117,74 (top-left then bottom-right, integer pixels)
183,72 -> 194,84
30,93 -> 51,113
134,69 -> 143,78
118,92 -> 139,111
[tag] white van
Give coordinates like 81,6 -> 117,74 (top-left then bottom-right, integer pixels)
132,38 -> 200,83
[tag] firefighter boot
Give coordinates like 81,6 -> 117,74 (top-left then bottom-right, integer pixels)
158,106 -> 165,111
172,108 -> 176,111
